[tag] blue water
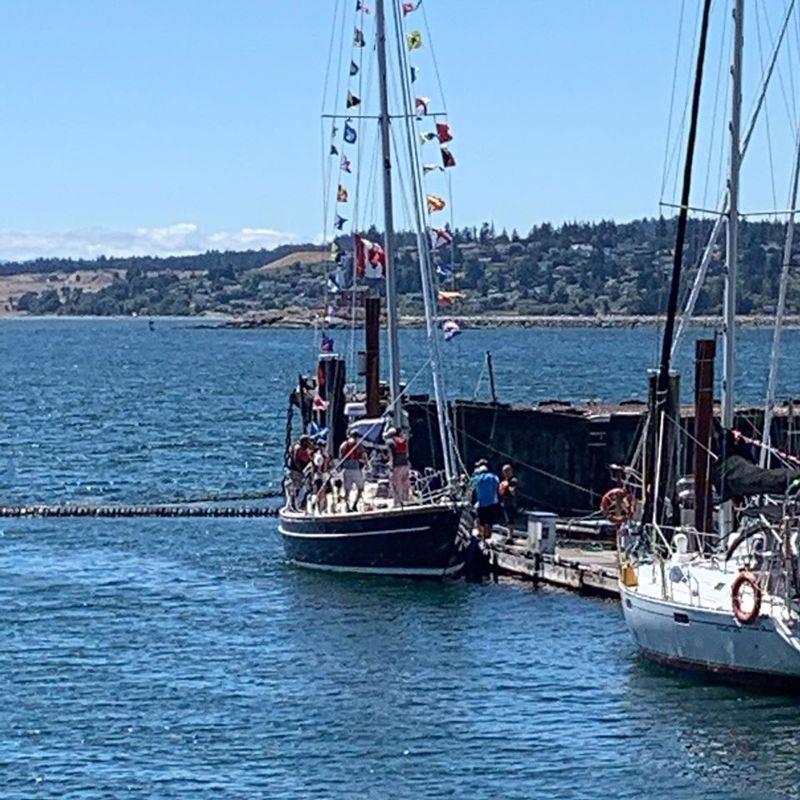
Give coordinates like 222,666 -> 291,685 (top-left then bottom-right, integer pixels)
3,318 -> 800,799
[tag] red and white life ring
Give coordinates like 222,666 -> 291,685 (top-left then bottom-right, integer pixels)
731,570 -> 762,625
600,488 -> 637,526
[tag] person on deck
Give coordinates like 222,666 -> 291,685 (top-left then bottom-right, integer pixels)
471,459 -> 501,539
385,427 -> 411,505
339,432 -> 366,512
499,464 -> 520,540
287,435 -> 314,510
311,446 -> 333,513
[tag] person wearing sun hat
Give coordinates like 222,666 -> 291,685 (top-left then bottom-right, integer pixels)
471,458 -> 501,539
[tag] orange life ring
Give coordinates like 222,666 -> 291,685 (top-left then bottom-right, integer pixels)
600,488 -> 636,526
731,570 -> 762,625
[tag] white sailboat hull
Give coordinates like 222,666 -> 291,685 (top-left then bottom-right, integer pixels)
621,583 -> 800,686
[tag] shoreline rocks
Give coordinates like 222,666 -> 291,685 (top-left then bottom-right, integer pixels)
219,311 -> 800,330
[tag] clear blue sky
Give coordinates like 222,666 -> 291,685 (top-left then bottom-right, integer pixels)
0,1 -> 795,260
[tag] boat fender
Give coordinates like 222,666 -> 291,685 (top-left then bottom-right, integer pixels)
731,569 -> 762,625
463,535 -> 491,583
600,488 -> 636,526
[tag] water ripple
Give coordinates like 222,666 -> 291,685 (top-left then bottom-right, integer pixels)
3,320 -> 800,798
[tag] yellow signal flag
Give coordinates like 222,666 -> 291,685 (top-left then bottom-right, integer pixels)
438,290 -> 466,304
407,30 -> 423,50
426,193 -> 446,213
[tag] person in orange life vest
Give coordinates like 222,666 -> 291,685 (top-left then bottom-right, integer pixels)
291,436 -> 313,470
384,427 -> 411,505
499,463 -> 520,539
339,432 -> 366,512
287,435 -> 314,510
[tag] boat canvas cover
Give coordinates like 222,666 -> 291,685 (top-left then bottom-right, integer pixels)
715,455 -> 799,501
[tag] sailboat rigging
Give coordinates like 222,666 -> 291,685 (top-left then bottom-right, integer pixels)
277,0 -> 470,576
610,0 -> 800,687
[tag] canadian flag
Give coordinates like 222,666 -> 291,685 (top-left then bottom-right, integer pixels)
354,233 -> 386,279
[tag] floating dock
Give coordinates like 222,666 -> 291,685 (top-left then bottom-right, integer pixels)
484,512 -> 621,597
489,537 -> 620,597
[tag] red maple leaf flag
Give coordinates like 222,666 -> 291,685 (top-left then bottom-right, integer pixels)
354,234 -> 386,279
354,233 -> 368,277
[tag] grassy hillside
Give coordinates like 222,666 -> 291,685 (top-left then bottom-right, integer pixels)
2,217 -> 796,318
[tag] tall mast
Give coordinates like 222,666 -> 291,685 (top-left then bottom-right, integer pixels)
721,0 -> 743,534
376,0 -> 402,428
656,0 -> 713,387
642,0 -> 712,526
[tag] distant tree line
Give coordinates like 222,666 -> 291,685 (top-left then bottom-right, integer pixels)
7,217 -> 800,317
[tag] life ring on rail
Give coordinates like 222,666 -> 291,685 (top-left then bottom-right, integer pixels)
731,570 -> 762,625
600,488 -> 636,526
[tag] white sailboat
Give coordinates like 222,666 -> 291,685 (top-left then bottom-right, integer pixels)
611,0 -> 800,687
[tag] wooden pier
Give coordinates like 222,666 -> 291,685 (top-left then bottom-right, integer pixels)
488,535 -> 620,598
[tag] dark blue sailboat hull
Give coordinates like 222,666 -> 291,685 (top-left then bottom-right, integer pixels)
278,503 -> 468,576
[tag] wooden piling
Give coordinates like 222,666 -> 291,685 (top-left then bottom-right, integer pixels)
365,295 -> 381,417
694,338 -> 716,534
486,351 -> 498,404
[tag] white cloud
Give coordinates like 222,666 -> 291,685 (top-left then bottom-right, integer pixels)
0,223 -> 301,262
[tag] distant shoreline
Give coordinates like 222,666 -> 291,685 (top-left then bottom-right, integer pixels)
3,312 -> 799,330
218,311 -> 800,330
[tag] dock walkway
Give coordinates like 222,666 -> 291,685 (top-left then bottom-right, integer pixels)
489,536 -> 620,598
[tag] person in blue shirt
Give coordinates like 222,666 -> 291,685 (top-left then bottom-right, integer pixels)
471,458 -> 501,539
